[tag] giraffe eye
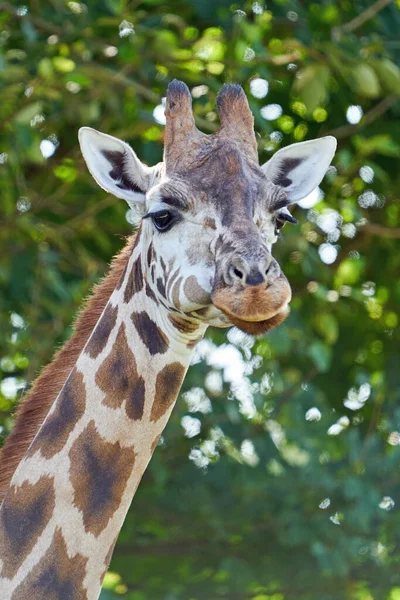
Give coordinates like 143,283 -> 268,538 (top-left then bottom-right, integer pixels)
151,210 -> 174,232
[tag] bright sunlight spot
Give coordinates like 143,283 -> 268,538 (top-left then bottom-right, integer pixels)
346,105 -> 363,124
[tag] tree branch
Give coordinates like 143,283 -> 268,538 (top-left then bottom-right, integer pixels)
360,222 -> 400,238
324,94 -> 399,139
332,0 -> 394,41
80,65 -> 218,133
0,2 -> 64,35
272,367 -> 318,415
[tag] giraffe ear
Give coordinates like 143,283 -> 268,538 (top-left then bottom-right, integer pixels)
261,136 -> 337,203
79,127 -> 157,211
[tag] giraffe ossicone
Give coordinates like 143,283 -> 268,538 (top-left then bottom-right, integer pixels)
0,80 -> 336,599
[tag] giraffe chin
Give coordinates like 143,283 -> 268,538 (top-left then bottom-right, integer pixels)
222,307 -> 289,335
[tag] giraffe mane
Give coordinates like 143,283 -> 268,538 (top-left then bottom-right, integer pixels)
0,233 -> 137,501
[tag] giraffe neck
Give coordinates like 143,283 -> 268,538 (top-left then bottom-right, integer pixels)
0,234 -> 207,600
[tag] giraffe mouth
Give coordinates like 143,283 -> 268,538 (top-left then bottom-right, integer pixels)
222,307 -> 290,335
211,276 -> 292,335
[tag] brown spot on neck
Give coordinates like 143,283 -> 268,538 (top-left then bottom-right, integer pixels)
12,527 -> 88,600
0,476 -> 55,579
123,255 -> 143,303
85,303 -> 118,359
145,280 -> 157,303
150,362 -> 186,422
69,420 -> 135,537
0,234 -> 137,502
28,368 -> 86,460
131,311 -> 169,356
95,323 -> 145,421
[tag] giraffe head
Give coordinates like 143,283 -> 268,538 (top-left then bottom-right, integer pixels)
79,81 -> 336,335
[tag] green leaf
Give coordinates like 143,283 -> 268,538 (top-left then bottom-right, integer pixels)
350,64 -> 380,98
334,257 -> 365,287
293,65 -> 330,114
38,57 -> 53,79
14,102 -> 43,124
314,314 -> 338,344
353,134 -> 400,157
308,342 -> 332,372
370,58 -> 400,94
53,57 -> 76,73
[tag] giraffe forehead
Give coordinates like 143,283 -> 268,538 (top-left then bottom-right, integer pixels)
154,141 -> 264,218
189,145 -> 261,197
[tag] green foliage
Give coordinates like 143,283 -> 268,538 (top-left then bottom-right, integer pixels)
1,1 -> 400,598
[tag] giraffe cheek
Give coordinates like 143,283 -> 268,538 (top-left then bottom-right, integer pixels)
183,275 -> 211,308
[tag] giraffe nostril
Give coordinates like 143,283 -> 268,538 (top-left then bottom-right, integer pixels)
233,267 -> 244,280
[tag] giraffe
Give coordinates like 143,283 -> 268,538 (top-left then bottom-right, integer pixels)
0,80 -> 336,599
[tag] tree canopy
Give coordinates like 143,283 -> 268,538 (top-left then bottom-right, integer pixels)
1,1 -> 400,598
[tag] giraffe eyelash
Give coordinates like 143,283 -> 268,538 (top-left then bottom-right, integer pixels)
276,210 -> 298,225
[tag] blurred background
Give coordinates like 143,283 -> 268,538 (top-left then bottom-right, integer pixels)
1,0 -> 400,598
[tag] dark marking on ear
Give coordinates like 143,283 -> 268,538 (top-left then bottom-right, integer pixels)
278,157 -> 303,188
96,323 -> 145,420
131,311 -> 168,355
0,477 -> 55,579
12,528 -> 88,600
124,256 -> 143,303
69,420 -> 135,537
86,304 -> 118,359
150,362 -> 186,422
29,368 -> 86,459
102,150 -> 143,193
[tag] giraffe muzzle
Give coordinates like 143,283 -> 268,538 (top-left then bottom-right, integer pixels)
211,274 -> 292,335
